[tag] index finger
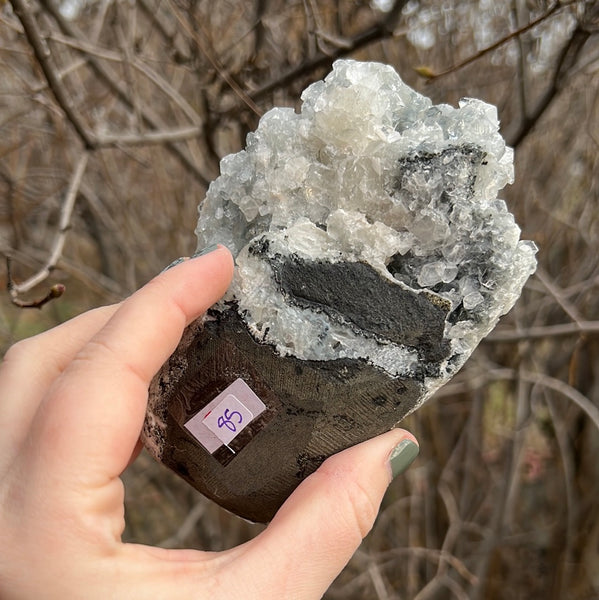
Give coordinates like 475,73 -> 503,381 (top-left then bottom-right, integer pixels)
29,246 -> 234,484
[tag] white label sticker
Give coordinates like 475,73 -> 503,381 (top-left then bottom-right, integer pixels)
203,394 -> 254,445
184,379 -> 266,454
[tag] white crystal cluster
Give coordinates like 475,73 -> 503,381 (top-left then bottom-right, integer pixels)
196,60 -> 537,388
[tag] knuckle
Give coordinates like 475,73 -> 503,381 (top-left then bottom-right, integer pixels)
72,337 -> 114,368
2,337 -> 37,365
75,337 -> 147,384
342,477 -> 380,539
316,460 -> 380,541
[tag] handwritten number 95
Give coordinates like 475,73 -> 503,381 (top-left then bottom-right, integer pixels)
217,408 -> 243,432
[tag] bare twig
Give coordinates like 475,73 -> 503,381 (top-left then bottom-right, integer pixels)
367,558 -> 392,600
95,125 -> 203,147
414,573 -> 470,600
10,0 -> 95,148
38,0 -> 211,186
544,391 -> 577,599
166,0 -> 263,117
423,2 -> 569,82
535,266 -> 584,324
6,258 -> 65,309
508,24 -> 590,147
137,0 -> 191,64
407,467 -> 423,597
46,31 -> 203,127
1,242 -> 123,302
470,432 -> 515,600
90,0 -> 112,45
457,389 -> 484,522
227,0 -> 410,110
486,321 -> 599,342
502,367 -> 532,531
377,547 -> 478,586
412,482 -> 467,600
6,151 -> 88,303
14,0 -> 207,157
518,370 -> 599,431
443,366 -> 599,432
302,0 -> 318,58
115,0 -> 143,133
304,0 -> 350,55
252,0 -> 268,61
159,500 -> 208,548
510,0 -> 529,118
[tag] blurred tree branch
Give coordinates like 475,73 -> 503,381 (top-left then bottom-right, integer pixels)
488,320 -> 599,341
4,151 -> 88,307
11,0 -> 95,148
38,0 -> 212,186
421,1 -> 571,83
230,0 -> 410,110
508,23 -> 590,147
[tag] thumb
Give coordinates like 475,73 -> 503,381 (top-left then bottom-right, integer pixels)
243,429 -> 419,600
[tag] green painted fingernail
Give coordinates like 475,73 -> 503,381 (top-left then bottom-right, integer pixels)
389,439 -> 419,479
194,243 -> 219,257
161,256 -> 189,272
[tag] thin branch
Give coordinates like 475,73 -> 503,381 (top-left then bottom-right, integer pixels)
367,558 -> 392,600
415,573 -> 470,600
95,125 -> 203,147
518,370 -> 599,432
502,367 -> 532,531
129,58 -> 203,126
412,481 -> 467,600
470,451 -> 514,598
313,28 -> 352,51
38,0 -> 211,186
252,0 -> 268,60
535,266 -> 584,324
90,0 -> 112,45
10,0 -> 96,149
225,0 -> 410,111
46,32 -> 203,127
136,0 -> 191,64
159,500 -> 208,549
115,0 -> 143,133
6,257 -> 65,309
166,0 -> 263,117
302,0 -> 318,58
439,575 -> 470,600
407,467 -> 422,598
424,1 -> 569,82
377,547 -> 478,586
444,367 -> 599,432
508,24 -> 590,147
486,320 -> 599,342
543,393 -> 577,598
7,151 -> 88,301
510,0 -> 529,118
5,243 -> 124,301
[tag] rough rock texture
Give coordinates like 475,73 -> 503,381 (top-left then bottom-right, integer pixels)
142,60 -> 537,523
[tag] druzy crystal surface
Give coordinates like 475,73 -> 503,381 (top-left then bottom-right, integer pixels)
144,60 -> 537,522
196,59 -> 537,405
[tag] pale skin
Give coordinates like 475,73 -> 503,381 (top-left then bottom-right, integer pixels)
0,246 -> 418,600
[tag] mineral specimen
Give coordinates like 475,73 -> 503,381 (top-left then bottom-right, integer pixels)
143,60 -> 537,523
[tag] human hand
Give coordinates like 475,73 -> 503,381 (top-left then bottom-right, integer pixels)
0,246 -> 419,600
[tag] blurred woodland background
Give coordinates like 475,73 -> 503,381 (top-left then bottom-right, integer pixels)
1,0 -> 599,598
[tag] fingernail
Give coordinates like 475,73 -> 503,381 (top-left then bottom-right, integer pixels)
193,243 -> 219,258
389,439 -> 419,479
161,256 -> 189,272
